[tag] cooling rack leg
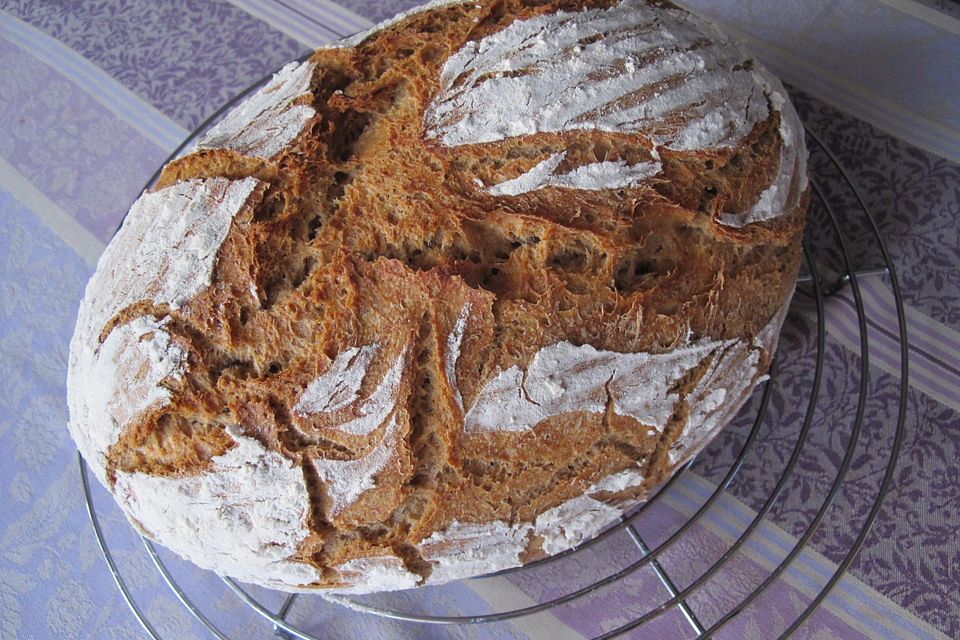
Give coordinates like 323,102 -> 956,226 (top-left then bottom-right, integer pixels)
273,594 -> 299,639
625,524 -> 705,636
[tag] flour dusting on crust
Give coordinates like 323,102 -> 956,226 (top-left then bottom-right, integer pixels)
488,151 -> 662,195
534,494 -> 622,555
720,69 -> 808,227
669,299 -> 792,464
425,0 -> 807,221
312,413 -> 402,517
418,520 -> 532,583
67,316 -> 186,484
295,344 -> 406,437
412,463 -> 647,584
463,338 -> 733,433
65,0 -> 803,596
198,61 -> 317,159
67,177 -> 258,486
73,177 -> 259,353
293,344 -> 378,415
444,303 -> 472,410
114,427 -> 319,590
332,556 -> 421,593
425,0 -> 767,150
588,465 -> 645,494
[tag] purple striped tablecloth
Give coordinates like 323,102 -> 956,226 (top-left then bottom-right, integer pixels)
1,1 -> 957,638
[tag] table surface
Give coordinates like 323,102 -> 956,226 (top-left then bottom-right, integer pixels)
1,1 -> 958,639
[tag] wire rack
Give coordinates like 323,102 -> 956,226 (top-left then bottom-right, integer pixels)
79,51 -> 910,640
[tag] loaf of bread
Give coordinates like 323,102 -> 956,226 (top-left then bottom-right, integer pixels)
67,0 -> 807,593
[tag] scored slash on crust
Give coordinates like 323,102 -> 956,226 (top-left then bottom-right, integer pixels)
422,0 -> 807,224
326,0 -> 806,221
114,427 -> 321,588
67,177 -> 262,485
197,61 -> 318,160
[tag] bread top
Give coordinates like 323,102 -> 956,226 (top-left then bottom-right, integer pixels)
67,0 -> 807,592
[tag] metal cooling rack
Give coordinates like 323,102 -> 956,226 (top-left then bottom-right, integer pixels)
79,50 -> 910,640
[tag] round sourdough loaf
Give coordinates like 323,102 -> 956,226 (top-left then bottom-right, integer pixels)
67,0 -> 808,593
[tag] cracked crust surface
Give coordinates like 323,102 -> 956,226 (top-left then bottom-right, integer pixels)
66,0 -> 807,593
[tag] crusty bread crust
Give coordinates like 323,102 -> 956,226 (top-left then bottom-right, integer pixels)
67,0 -> 807,592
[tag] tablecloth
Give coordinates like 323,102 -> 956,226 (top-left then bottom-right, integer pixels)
1,1 -> 958,638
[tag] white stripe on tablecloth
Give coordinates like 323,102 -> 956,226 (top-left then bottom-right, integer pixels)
227,0 -> 354,46
704,22 -> 960,165
0,156 -> 104,267
829,282 -> 960,411
469,578 -> 588,640
668,473 -> 953,640
233,0 -> 960,165
796,277 -> 960,411
279,0 -> 373,34
0,10 -> 187,152
676,1 -> 960,165
858,277 -> 960,367
870,0 -> 960,35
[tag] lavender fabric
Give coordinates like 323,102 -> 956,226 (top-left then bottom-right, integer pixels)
0,1 -> 957,638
